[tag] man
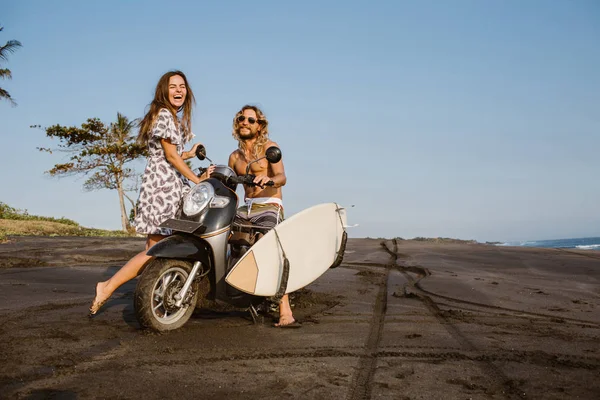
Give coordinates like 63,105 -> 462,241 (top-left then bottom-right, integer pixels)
228,104 -> 298,328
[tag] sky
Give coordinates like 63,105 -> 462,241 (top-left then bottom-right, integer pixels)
1,0 -> 599,243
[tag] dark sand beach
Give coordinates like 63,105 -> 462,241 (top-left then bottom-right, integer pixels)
0,236 -> 599,399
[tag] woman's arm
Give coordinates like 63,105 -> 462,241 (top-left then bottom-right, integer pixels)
161,139 -> 212,184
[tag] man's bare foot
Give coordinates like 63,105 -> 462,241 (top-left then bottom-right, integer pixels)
89,282 -> 110,316
274,314 -> 300,328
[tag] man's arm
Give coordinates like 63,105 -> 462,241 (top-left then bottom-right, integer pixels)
228,151 -> 241,174
228,152 -> 236,170
268,151 -> 286,188
254,141 -> 286,188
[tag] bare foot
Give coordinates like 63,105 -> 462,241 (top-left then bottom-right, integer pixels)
274,314 -> 299,328
89,282 -> 110,316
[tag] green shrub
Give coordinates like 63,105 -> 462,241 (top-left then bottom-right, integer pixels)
0,202 -> 19,219
0,201 -> 79,226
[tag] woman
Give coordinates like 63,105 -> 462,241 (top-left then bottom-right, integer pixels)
89,70 -> 214,315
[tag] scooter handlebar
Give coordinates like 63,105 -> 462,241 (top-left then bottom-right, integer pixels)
195,170 -> 274,188
228,174 -> 274,188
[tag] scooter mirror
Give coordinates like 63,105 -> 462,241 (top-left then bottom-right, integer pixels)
195,145 -> 207,161
265,146 -> 282,164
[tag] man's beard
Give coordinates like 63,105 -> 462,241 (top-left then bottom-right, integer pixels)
237,129 -> 257,140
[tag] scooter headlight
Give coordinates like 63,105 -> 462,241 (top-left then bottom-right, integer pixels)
183,182 -> 214,216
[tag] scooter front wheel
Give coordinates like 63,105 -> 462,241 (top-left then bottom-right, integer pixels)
134,258 -> 200,331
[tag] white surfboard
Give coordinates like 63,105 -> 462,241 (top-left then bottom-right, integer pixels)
225,203 -> 348,296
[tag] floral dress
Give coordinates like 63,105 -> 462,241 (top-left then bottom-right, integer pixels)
133,108 -> 191,235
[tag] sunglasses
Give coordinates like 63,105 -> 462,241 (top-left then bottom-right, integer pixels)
237,115 -> 258,124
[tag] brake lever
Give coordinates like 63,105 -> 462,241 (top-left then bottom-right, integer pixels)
196,167 -> 207,177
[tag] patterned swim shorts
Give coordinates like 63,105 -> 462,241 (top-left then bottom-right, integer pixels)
234,203 -> 284,230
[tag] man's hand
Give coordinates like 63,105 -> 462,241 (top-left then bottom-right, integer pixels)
253,174 -> 273,188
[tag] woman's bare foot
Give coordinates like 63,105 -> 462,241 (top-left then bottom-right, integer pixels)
89,282 -> 111,316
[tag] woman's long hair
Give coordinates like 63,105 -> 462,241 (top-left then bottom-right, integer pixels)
232,105 -> 269,159
137,70 -> 196,146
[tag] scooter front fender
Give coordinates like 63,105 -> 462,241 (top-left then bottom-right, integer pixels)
146,234 -> 212,267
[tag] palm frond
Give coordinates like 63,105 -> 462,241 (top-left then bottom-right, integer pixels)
0,68 -> 12,80
0,40 -> 22,62
0,87 -> 16,106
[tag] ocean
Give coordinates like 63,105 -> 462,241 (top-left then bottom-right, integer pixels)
497,237 -> 600,250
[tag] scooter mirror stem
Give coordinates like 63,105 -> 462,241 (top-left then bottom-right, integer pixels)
195,145 -> 213,163
243,147 -> 282,175
245,156 -> 266,176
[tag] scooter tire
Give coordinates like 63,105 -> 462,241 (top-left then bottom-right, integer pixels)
134,258 -> 200,332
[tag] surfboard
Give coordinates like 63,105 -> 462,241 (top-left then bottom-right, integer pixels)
225,203 -> 348,296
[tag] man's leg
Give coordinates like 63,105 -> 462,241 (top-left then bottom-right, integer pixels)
239,203 -> 299,327
275,294 -> 296,327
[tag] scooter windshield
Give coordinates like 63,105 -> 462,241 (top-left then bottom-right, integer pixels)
211,165 -> 237,190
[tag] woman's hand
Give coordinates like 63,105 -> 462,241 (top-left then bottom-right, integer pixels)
183,142 -> 203,160
198,164 -> 215,182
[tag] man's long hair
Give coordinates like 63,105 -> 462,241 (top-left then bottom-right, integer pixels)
137,70 -> 196,146
232,105 -> 269,159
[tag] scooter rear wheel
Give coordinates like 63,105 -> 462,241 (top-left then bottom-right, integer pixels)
134,258 -> 200,331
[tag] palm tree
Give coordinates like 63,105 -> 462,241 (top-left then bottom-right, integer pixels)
80,112 -> 143,231
0,26 -> 22,106
110,113 -> 142,231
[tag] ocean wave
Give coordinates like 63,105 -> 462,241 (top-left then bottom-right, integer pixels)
576,244 -> 600,250
495,241 -> 536,247
520,241 -> 537,246
493,237 -> 600,249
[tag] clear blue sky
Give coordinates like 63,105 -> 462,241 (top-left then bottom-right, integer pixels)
1,0 -> 599,242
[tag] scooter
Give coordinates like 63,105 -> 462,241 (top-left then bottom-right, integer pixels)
133,145 -> 284,331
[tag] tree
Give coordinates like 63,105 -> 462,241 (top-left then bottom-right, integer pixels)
35,113 -> 147,231
0,25 -> 22,106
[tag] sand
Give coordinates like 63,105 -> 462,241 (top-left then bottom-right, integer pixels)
0,236 -> 599,399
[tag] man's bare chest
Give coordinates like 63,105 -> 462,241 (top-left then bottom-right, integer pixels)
236,156 -> 270,176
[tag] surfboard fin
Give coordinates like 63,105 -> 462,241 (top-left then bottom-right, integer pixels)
335,204 -> 358,229
329,230 -> 347,269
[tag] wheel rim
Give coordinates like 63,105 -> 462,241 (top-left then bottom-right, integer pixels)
150,266 -> 190,324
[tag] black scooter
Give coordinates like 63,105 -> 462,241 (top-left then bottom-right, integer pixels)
133,146 -> 282,331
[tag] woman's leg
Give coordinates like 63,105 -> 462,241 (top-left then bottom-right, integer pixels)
89,234 -> 166,314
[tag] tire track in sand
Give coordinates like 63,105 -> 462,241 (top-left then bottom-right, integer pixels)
345,242 -> 393,400
381,239 -> 527,399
